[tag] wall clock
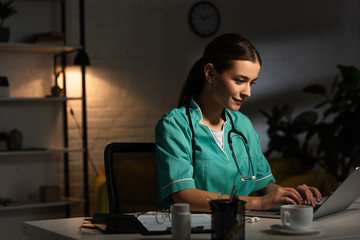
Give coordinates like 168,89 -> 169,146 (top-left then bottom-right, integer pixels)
189,1 -> 220,37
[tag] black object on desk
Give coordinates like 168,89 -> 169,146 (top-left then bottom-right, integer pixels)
209,188 -> 246,240
91,213 -> 139,234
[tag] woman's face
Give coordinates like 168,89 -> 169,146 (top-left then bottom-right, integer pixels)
210,60 -> 261,111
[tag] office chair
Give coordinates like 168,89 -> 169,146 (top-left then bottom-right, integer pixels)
104,142 -> 157,214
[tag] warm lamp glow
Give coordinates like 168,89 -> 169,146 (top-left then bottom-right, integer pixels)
65,68 -> 82,98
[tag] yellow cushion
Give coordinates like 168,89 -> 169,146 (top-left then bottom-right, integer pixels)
94,172 -> 109,214
268,158 -> 305,183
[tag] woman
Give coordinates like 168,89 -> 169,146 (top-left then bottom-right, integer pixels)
155,33 -> 321,212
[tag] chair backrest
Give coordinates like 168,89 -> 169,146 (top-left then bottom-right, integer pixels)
104,142 -> 157,214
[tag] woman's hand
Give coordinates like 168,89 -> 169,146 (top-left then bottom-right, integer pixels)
255,183 -> 322,210
257,186 -> 304,210
296,184 -> 322,207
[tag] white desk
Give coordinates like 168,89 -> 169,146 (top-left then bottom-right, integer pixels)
22,203 -> 360,240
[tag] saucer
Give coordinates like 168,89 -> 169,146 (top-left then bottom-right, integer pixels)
270,224 -> 322,235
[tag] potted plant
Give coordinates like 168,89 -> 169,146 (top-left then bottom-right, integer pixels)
260,65 -> 360,181
303,65 -> 360,181
259,105 -> 318,169
0,0 -> 17,42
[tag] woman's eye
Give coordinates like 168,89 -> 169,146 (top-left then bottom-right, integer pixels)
234,79 -> 244,84
250,81 -> 256,86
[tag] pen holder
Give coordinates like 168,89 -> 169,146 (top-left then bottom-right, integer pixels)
209,199 -> 246,240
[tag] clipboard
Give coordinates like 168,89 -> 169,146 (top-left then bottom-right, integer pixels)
90,212 -> 212,235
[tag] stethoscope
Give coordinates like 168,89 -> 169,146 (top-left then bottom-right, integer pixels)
186,104 -> 256,181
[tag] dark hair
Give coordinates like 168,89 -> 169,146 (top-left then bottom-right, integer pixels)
178,33 -> 261,107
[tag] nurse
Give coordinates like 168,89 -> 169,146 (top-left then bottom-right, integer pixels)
156,33 -> 321,212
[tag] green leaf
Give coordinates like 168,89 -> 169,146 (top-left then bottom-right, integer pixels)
275,105 -> 291,118
337,65 -> 360,85
315,100 -> 328,109
291,111 -> 318,134
330,74 -> 339,95
0,0 -> 17,26
303,85 -> 326,96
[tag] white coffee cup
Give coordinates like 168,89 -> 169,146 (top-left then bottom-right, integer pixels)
281,205 -> 313,230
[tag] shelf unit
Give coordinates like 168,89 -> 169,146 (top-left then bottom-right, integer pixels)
0,149 -> 84,156
0,97 -> 83,102
0,43 -> 81,53
0,0 -> 89,216
0,198 -> 84,212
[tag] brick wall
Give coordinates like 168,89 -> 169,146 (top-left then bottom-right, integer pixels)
64,0 -> 360,215
1,0 -> 359,220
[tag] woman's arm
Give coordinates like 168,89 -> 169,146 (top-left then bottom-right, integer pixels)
172,189 -> 260,212
171,185 -> 308,212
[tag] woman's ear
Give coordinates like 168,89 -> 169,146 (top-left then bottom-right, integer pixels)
204,63 -> 216,83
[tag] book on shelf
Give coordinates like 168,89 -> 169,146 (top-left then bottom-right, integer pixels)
34,32 -> 65,45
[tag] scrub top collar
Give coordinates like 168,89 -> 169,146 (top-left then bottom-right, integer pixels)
188,97 -> 230,128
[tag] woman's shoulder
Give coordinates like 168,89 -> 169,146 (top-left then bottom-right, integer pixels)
160,106 -> 187,120
227,110 -> 252,125
156,106 -> 188,128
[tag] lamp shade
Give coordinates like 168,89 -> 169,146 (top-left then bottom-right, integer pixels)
74,50 -> 90,66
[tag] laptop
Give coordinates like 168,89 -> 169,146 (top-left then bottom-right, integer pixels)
246,166 -> 360,219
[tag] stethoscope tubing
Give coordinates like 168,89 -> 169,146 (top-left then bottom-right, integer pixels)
186,104 -> 256,181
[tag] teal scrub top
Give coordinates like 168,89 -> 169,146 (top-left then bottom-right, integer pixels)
155,99 -> 276,209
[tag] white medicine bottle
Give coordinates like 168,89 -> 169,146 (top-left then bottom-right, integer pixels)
171,203 -> 191,240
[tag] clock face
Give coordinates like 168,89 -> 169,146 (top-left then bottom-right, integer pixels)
189,1 -> 220,37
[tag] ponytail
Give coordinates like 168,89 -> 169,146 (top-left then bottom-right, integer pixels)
177,58 -> 205,107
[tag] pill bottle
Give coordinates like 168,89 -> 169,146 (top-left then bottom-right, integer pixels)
171,203 -> 191,240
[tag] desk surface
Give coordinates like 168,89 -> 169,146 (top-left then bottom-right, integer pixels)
22,203 -> 360,240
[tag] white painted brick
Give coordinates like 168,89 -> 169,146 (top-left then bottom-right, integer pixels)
1,1 -> 360,223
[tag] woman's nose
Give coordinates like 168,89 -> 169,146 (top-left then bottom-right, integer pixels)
241,83 -> 251,98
